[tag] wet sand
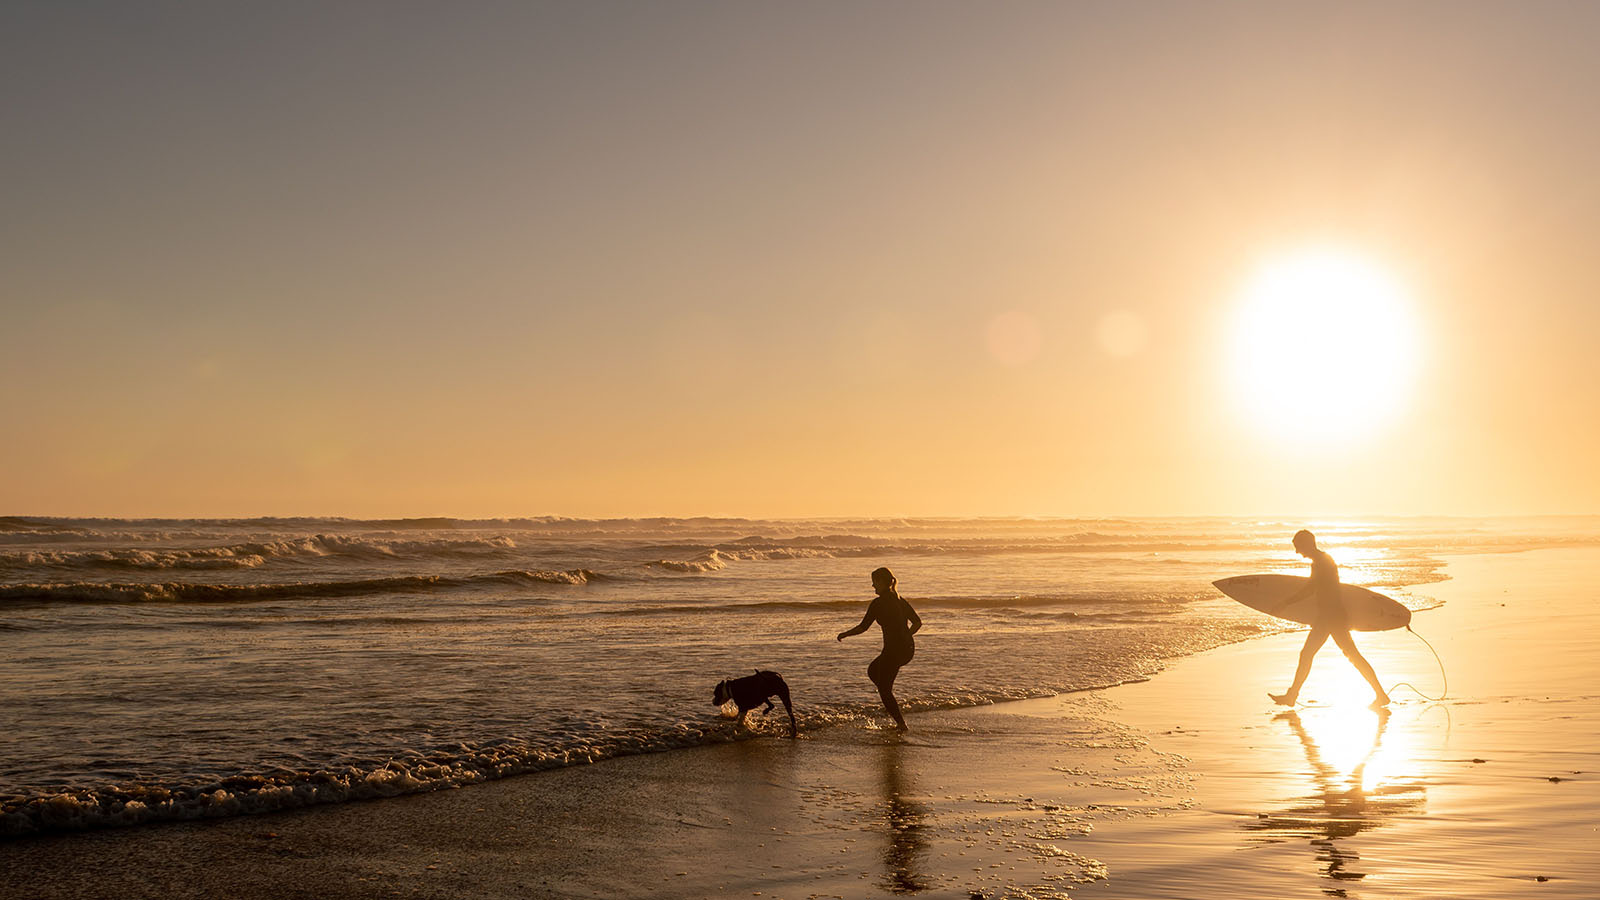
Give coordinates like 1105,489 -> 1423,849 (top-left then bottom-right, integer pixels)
3,547 -> 1596,898
1040,546 -> 1600,898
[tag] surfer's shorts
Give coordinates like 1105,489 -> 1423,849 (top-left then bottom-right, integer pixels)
1315,602 -> 1348,631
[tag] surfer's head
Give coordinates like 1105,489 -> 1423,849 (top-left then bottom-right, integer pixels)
871,567 -> 896,597
1292,529 -> 1317,556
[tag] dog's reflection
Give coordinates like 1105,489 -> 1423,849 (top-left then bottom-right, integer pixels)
877,740 -> 930,894
1243,708 -> 1425,889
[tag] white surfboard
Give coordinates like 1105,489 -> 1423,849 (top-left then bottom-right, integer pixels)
1213,574 -> 1411,632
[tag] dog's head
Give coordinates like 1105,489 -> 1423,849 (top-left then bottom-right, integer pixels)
712,679 -> 732,706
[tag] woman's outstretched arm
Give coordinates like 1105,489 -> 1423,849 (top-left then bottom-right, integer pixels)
837,606 -> 876,641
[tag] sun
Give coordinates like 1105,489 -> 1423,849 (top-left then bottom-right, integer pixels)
1227,248 -> 1421,444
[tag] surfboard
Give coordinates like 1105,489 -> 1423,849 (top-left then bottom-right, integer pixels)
1213,574 -> 1411,632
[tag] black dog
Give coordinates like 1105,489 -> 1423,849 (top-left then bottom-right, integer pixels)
712,670 -> 797,737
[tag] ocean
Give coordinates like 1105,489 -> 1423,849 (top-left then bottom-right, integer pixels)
1,515 -> 1587,837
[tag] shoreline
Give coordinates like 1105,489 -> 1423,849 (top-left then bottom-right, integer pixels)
4,547 -> 1597,898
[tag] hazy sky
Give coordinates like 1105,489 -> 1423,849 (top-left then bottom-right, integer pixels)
4,2 -> 1598,518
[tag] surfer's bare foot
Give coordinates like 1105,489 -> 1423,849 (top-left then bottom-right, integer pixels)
1269,692 -> 1297,706
1370,694 -> 1391,709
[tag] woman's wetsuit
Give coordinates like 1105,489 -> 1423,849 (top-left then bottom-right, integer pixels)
866,593 -> 916,681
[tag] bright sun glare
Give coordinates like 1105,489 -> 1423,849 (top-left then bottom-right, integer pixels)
1228,248 -> 1420,444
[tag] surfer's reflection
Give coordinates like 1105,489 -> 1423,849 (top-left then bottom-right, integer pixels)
877,741 -> 930,894
1244,708 -> 1425,891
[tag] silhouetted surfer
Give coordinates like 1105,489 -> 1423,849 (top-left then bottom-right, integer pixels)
838,567 -> 922,731
1271,530 -> 1390,708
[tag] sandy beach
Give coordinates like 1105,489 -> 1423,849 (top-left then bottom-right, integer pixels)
4,546 -> 1596,899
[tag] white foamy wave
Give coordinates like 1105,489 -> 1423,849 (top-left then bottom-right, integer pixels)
0,534 -> 519,571
0,569 -> 603,605
647,550 -> 729,574
0,530 -> 118,544
717,546 -> 842,561
0,676 -> 1161,838
0,724 -> 773,837
227,534 -> 519,561
489,568 -> 602,586
0,548 -> 272,571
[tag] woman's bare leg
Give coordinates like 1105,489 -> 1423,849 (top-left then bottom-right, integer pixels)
869,657 -> 907,731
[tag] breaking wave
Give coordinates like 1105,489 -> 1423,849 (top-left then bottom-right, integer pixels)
646,549 -> 730,574
602,592 -> 1189,617
0,673 -> 1164,839
0,569 -> 603,605
0,534 -> 518,571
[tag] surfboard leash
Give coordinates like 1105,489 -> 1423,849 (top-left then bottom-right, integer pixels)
1386,625 -> 1448,702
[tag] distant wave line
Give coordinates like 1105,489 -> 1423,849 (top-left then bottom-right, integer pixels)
597,592 -> 1190,616
0,569 -> 604,605
0,534 -> 520,569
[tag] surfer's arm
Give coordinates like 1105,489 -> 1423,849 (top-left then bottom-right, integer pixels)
1283,581 -> 1315,604
906,603 -> 922,636
837,607 -> 876,641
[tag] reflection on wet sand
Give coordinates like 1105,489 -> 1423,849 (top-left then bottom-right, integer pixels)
1243,708 -> 1426,893
878,740 -> 930,894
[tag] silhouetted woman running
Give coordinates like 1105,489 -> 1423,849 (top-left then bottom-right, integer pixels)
837,567 -> 922,731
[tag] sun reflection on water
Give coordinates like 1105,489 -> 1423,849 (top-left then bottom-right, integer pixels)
1243,706 -> 1428,888
1295,704 -> 1413,793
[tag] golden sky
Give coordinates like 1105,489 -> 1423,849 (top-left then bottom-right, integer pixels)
3,3 -> 1597,517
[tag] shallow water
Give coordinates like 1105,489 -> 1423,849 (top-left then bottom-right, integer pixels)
0,515 -> 1582,835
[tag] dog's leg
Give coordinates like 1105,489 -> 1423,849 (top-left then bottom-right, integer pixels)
775,679 -> 797,738
761,698 -> 775,716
